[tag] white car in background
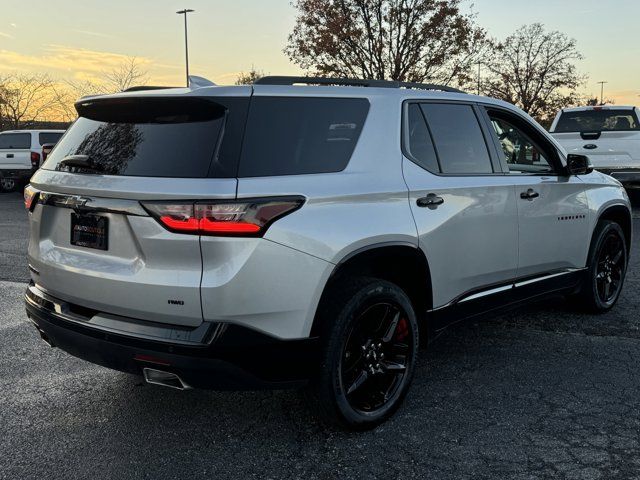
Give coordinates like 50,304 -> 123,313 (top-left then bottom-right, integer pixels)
550,106 -> 640,188
0,129 -> 65,192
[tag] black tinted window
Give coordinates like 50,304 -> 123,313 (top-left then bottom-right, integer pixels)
420,104 -> 492,174
239,97 -> 369,177
489,116 -> 554,174
555,109 -> 640,133
39,132 -> 63,146
43,97 -> 248,178
406,104 -> 439,173
0,133 -> 30,149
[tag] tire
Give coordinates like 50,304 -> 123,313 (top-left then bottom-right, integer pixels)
574,220 -> 628,313
0,178 -> 16,192
306,277 -> 419,430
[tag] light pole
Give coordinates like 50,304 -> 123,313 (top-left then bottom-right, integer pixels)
476,62 -> 482,96
176,9 -> 195,87
597,81 -> 608,105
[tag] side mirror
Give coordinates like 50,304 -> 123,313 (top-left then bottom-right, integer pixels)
566,154 -> 594,176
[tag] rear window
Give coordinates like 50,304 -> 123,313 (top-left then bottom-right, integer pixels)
554,109 -> 640,133
238,97 -> 369,177
39,132 -> 63,146
42,96 -> 248,178
0,133 -> 30,150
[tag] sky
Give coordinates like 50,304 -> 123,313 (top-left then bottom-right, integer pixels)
0,0 -> 638,105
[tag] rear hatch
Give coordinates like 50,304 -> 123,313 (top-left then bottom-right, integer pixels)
27,89 -> 250,327
0,132 -> 32,170
551,108 -> 640,169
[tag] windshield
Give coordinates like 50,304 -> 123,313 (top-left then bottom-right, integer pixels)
554,109 -> 640,133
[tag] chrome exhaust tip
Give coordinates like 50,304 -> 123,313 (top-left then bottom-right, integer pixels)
143,368 -> 191,390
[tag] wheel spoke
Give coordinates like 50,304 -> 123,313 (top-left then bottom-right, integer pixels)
382,311 -> 401,343
381,360 -> 406,373
603,281 -> 611,300
612,250 -> 623,265
346,370 -> 369,395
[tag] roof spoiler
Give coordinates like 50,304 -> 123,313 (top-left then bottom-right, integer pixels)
188,76 -> 216,89
118,76 -> 216,93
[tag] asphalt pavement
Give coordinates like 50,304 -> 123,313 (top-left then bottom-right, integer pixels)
2,189 -> 640,479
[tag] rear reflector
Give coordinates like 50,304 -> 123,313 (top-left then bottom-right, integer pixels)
143,197 -> 304,237
134,354 -> 171,366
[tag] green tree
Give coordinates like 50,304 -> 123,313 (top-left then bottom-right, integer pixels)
286,0 -> 491,88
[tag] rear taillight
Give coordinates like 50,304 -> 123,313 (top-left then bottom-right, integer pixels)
142,197 -> 304,237
24,185 -> 39,211
30,152 -> 40,169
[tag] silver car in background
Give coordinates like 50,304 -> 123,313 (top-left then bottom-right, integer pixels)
23,77 -> 631,429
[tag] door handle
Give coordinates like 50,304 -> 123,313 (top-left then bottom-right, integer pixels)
520,189 -> 539,200
417,193 -> 444,208
6,154 -> 13,158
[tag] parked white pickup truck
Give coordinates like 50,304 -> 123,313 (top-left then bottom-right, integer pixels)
550,106 -> 640,188
0,129 -> 65,191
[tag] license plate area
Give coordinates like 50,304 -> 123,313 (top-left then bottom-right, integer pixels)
70,213 -> 109,251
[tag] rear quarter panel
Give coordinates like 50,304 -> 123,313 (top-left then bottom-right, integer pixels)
233,89 -> 418,338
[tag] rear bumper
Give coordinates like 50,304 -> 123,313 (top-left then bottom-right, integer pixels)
25,284 -> 319,390
0,168 -> 33,180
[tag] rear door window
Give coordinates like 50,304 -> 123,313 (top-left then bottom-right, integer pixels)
419,104 -> 493,174
238,97 -> 369,177
39,132 -> 63,145
42,96 -> 248,178
405,103 -> 440,173
0,133 -> 31,149
555,109 -> 640,132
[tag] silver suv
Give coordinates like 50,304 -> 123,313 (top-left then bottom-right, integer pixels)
24,77 -> 631,429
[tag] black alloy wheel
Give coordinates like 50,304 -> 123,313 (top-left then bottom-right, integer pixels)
340,303 -> 413,414
574,219 -> 628,313
309,277 -> 419,430
594,229 -> 626,306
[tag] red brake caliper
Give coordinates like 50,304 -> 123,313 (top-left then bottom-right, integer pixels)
395,318 -> 409,341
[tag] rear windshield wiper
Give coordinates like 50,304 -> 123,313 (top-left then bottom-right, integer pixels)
58,155 -> 103,172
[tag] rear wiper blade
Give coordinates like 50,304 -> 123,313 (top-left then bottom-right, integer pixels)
58,155 -> 103,172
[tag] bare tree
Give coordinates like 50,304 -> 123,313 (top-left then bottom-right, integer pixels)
103,57 -> 149,92
67,56 -> 149,98
0,73 -> 64,129
285,0 -> 491,87
235,67 -> 266,85
585,96 -> 615,106
484,24 -> 585,127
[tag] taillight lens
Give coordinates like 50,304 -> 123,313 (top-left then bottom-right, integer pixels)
142,197 -> 304,236
31,152 -> 40,169
24,185 -> 40,211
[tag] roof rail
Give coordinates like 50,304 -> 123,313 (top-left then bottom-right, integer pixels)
254,76 -> 465,94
